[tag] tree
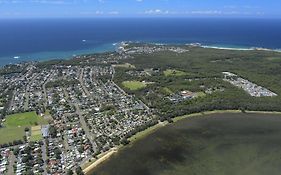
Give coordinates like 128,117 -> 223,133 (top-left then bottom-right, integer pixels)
120,138 -> 130,145
13,147 -> 19,155
49,126 -> 57,138
24,127 -> 30,132
66,170 -> 74,175
54,148 -> 62,159
76,166 -> 84,175
78,146 -> 84,153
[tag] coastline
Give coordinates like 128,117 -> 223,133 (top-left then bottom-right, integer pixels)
82,121 -> 169,174
82,109 -> 281,174
0,42 -> 117,67
83,148 -> 118,174
1,42 -> 281,68
201,45 -> 281,52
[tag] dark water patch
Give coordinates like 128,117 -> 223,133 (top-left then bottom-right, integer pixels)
93,113 -> 281,175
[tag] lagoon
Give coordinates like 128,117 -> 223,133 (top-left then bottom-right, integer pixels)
92,113 -> 281,175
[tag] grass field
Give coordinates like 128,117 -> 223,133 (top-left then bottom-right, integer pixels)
196,92 -> 206,98
0,127 -> 26,145
0,111 -> 47,144
162,87 -> 173,95
164,69 -> 187,77
30,126 -> 43,142
114,63 -> 136,69
122,81 -> 147,91
5,111 -> 47,127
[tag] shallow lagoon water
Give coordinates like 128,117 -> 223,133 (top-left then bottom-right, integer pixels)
93,113 -> 281,175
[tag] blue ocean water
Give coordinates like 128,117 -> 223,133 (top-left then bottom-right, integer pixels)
1,18 -> 281,66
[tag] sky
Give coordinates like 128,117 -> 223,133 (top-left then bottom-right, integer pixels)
0,0 -> 280,18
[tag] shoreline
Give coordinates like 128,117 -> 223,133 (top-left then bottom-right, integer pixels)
201,45 -> 281,52
83,148 -> 118,174
141,41 -> 281,52
1,41 -> 281,68
82,121 -> 169,174
82,109 -> 281,174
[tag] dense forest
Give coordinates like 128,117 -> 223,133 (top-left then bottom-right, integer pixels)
114,46 -> 281,119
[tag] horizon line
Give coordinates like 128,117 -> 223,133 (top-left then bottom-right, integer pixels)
0,16 -> 281,20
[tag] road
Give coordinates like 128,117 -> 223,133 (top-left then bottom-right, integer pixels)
24,73 -> 39,111
79,68 -> 91,97
7,152 -> 15,175
62,86 -> 97,154
42,72 -> 52,109
42,139 -> 48,175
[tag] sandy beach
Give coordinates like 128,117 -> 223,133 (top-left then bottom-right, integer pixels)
83,148 -> 118,174
201,45 -> 281,53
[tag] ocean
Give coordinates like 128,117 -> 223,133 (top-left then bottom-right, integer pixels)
1,18 -> 281,66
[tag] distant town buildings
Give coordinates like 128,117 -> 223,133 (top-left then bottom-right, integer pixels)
223,72 -> 277,97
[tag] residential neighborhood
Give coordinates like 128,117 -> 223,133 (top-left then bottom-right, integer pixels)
223,72 -> 278,97
0,47 -> 159,174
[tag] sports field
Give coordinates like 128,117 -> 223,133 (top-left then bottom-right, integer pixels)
30,126 -> 43,142
122,81 -> 147,91
5,111 -> 47,127
114,63 -> 136,69
163,69 -> 187,77
0,111 -> 47,144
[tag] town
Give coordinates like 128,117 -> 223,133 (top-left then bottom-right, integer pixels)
0,43 -> 177,175
223,72 -> 278,97
0,43 -> 280,175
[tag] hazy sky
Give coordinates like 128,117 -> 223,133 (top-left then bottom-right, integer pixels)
0,0 -> 280,18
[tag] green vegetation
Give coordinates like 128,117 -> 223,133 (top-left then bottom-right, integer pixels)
164,69 -> 187,76
114,63 -> 136,69
0,64 -> 26,75
46,79 -> 79,88
265,57 -> 281,61
0,127 -> 26,145
0,99 -> 3,107
113,46 -> 281,120
162,87 -> 173,95
196,91 -> 206,98
128,121 -> 168,143
122,81 -> 147,91
0,112 -> 47,144
5,111 -> 47,127
30,126 -> 43,142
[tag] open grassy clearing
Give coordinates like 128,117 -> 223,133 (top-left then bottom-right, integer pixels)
0,111 -> 47,144
122,81 -> 147,91
0,127 -> 26,144
30,126 -> 43,142
162,87 -> 173,95
5,111 -> 48,127
113,63 -> 136,69
164,69 -> 187,77
196,92 -> 206,98
265,57 -> 281,61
